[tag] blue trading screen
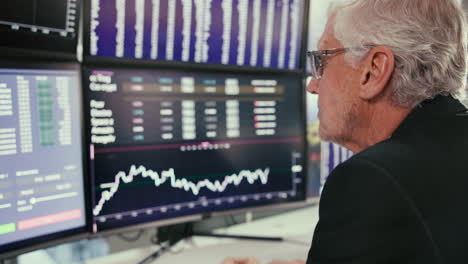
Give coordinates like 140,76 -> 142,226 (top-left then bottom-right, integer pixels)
0,67 -> 86,250
84,67 -> 306,231
89,0 -> 305,70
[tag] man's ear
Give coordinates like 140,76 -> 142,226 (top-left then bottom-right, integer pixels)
359,46 -> 395,100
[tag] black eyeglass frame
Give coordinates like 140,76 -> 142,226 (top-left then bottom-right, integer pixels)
307,45 -> 377,80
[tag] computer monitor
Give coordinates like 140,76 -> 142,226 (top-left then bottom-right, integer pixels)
0,0 -> 81,55
83,66 -> 306,232
0,63 -> 87,258
84,0 -> 306,70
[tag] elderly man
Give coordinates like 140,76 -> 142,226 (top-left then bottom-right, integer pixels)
305,0 -> 467,262
224,0 -> 468,263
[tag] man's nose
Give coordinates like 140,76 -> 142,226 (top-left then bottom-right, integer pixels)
307,78 -> 320,94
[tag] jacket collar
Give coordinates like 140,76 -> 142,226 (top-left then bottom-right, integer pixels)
392,95 -> 467,137
413,94 -> 467,116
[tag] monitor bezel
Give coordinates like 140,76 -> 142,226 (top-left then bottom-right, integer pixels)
81,0 -> 309,73
0,60 -> 91,260
81,62 -> 309,236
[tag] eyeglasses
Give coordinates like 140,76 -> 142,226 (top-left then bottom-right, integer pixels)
307,46 -> 376,80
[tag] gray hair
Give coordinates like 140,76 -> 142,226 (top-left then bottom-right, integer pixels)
332,0 -> 468,107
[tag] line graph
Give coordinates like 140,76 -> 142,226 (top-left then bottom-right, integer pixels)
93,165 -> 270,216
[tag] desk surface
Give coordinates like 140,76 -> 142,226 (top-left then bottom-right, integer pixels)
87,205 -> 319,264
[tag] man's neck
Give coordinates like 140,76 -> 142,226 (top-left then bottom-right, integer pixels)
342,102 -> 412,154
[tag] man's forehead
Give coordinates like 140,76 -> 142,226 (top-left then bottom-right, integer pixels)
318,33 -> 338,50
318,39 -> 331,50
318,16 -> 337,50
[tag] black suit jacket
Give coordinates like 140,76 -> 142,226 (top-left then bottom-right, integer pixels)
307,95 -> 468,264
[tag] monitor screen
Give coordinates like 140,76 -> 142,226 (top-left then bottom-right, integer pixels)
0,0 -> 80,54
83,66 -> 306,232
86,0 -> 305,70
0,64 -> 86,255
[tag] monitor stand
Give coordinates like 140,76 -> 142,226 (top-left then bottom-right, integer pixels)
136,222 -> 285,264
191,231 -> 283,242
157,221 -> 284,243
